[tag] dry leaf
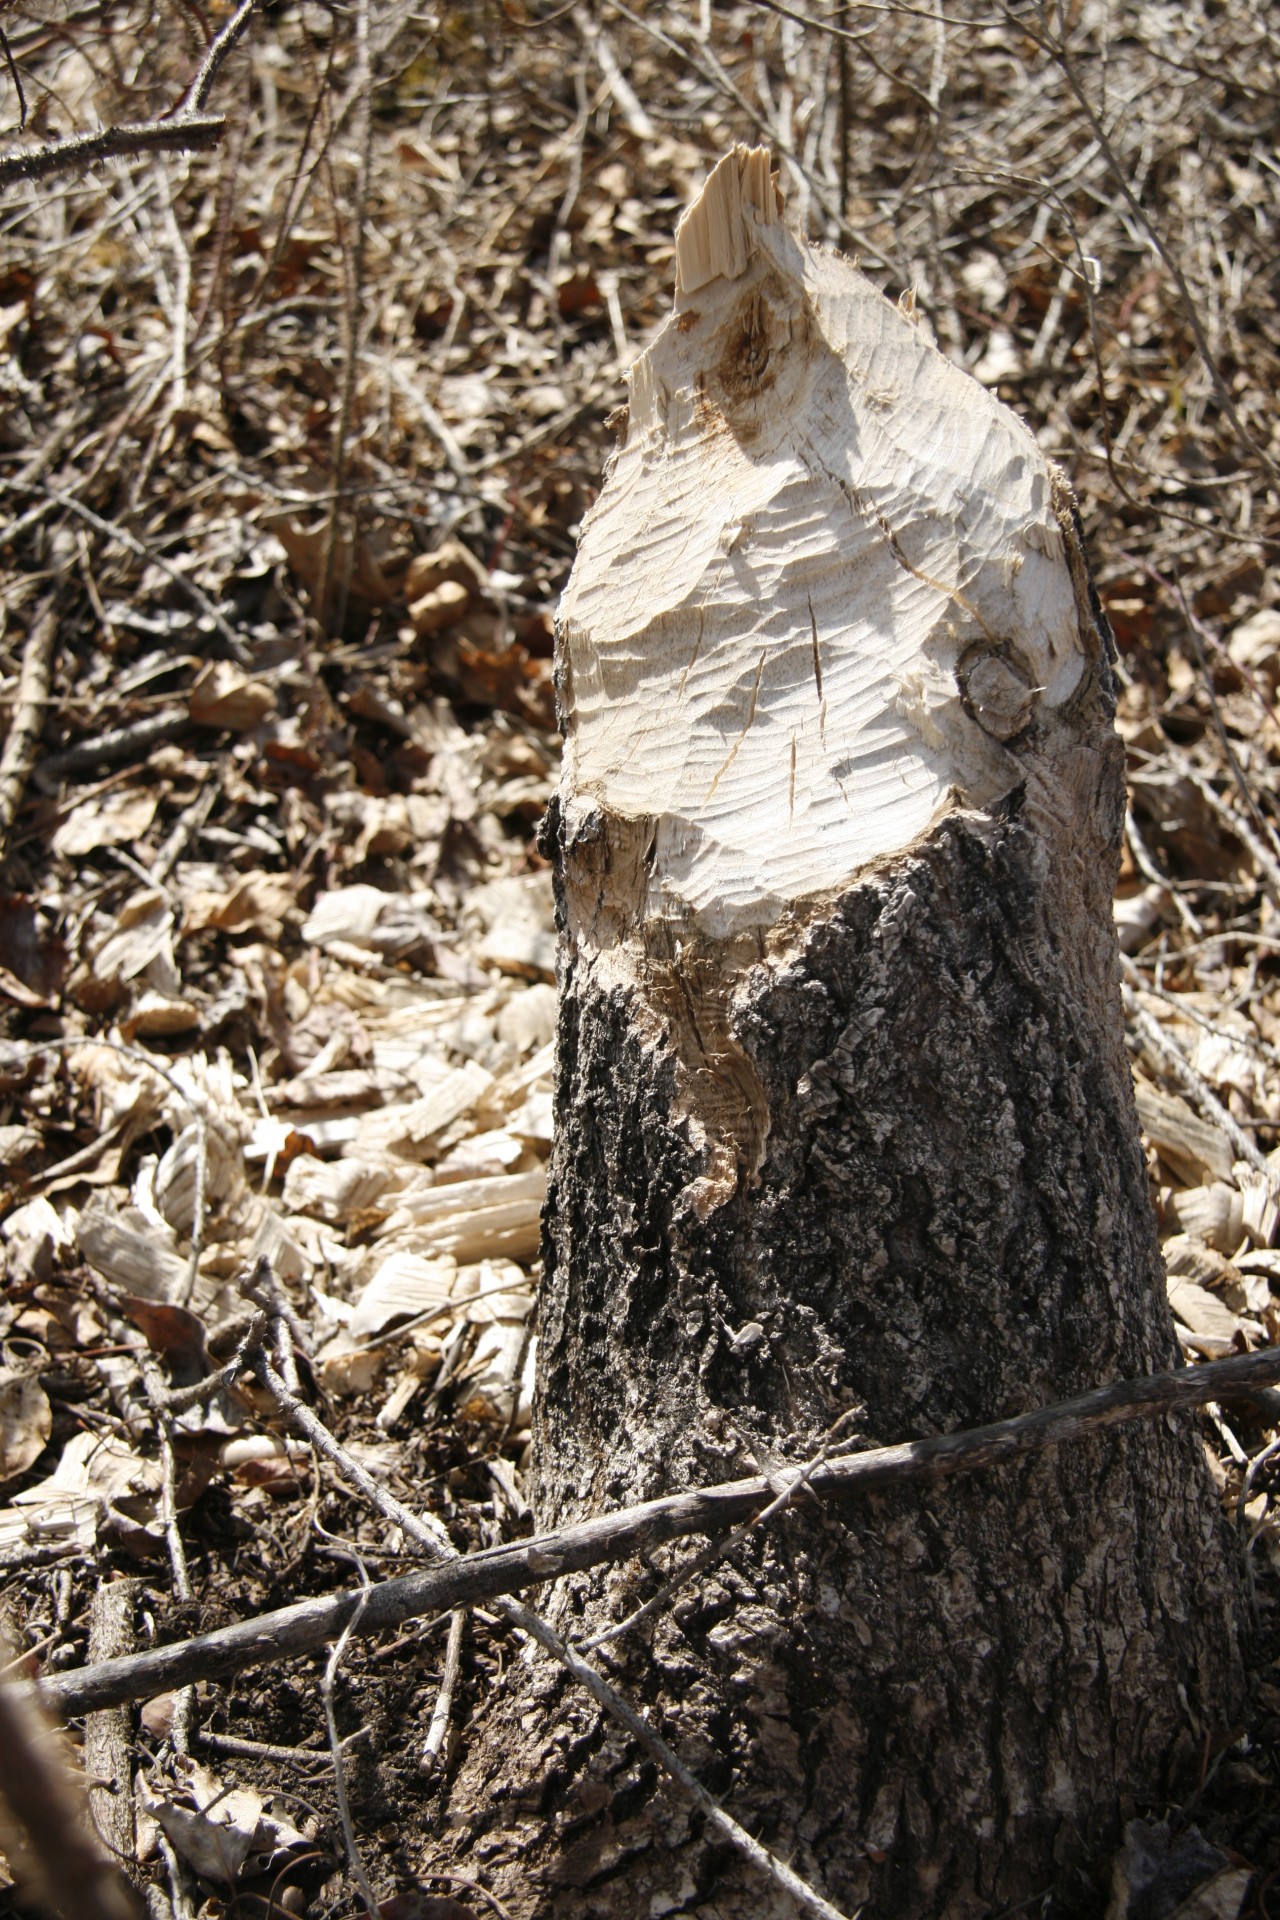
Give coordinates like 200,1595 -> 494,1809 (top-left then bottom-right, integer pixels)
1,1198 -> 74,1286
1107,1819 -> 1248,1920
1228,608 -> 1280,687
76,1200 -> 190,1302
280,1153 -> 398,1224
349,1252 -> 458,1339
188,661 -> 277,730
409,578 -> 471,636
301,884 -> 440,959
12,1428 -> 158,1505
155,1119 -> 244,1233
184,872 -> 296,940
0,896 -> 68,1007
270,512 -> 399,617
0,1370 -> 51,1484
314,1333 -> 384,1396
403,537 -> 488,606
1163,1185 -> 1244,1253
91,890 -> 177,986
138,1763 -> 310,1885
1166,1272 -> 1242,1353
52,789 -> 158,859
1134,1080 -> 1235,1184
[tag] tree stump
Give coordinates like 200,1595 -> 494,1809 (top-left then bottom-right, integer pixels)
447,146 -> 1245,1920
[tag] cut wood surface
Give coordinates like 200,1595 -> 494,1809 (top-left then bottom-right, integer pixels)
560,145 -> 1088,937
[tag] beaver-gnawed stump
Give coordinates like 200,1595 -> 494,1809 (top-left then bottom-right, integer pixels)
442,146 -> 1245,1920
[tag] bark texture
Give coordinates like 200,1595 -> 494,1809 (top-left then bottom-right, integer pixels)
442,149 -> 1245,1920
445,687 -> 1245,1920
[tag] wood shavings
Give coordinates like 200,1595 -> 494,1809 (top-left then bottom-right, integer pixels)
75,1201 -> 190,1303
1134,1080 -> 1236,1184
349,1253 -> 458,1339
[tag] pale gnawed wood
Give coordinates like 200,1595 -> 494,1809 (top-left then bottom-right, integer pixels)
561,144 -> 1087,939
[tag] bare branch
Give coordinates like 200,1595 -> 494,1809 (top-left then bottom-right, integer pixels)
246,1329 -> 855,1920
0,113 -> 225,189
0,593 -> 57,865
181,0 -> 267,115
38,1344 -> 1280,1721
1014,10 -> 1280,486
0,0 -> 265,189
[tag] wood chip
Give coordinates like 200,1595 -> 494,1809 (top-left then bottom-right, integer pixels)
1134,1080 -> 1236,1184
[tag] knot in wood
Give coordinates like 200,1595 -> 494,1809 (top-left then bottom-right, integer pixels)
961,648 -> 1039,741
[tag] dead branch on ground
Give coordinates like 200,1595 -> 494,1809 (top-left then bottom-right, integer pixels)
38,1344 -> 1280,1721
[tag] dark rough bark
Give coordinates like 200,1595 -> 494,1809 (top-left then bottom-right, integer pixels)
441,553 -> 1246,1919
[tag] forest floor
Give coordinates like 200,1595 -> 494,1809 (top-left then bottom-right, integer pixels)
0,1 -> 1279,1916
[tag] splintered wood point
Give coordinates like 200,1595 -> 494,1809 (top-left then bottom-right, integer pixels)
559,144 -> 1091,936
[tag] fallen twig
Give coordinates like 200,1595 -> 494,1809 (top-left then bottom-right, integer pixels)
0,0 -> 265,188
581,1408 -> 861,1653
84,1584 -> 137,1880
40,1345 -> 1280,1720
196,1726 -> 368,1770
41,492 -> 249,663
316,0 -> 372,633
420,1608 -> 467,1775
0,593 -> 58,864
32,711 -> 192,789
0,1637 -> 139,1920
321,1579 -> 379,1920
141,1366 -> 196,1754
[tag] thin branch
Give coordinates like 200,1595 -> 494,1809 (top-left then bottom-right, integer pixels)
420,1609 -> 467,1775
1020,15 -> 1279,485
316,0 -> 373,632
33,711 -> 192,788
0,24 -> 27,130
582,1410 -> 861,1652
40,1344 -> 1280,1721
84,1584 -> 137,1876
0,113 -> 225,189
753,0 -> 983,32
604,0 -> 901,273
181,0 -> 266,114
40,491 -> 249,663
10,1036 -> 209,1137
0,592 -> 57,864
0,0 -> 265,189
321,1583 -> 380,1920
141,1365 -> 196,1755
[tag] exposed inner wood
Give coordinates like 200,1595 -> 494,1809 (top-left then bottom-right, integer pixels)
559,144 -> 1088,943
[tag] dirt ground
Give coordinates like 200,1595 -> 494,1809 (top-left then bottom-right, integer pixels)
0,1 -> 1279,1915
